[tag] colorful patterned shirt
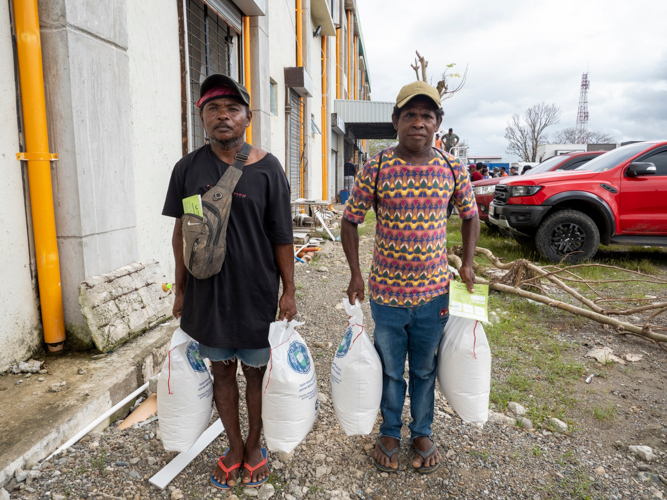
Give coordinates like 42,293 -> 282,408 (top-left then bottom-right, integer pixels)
343,147 -> 478,307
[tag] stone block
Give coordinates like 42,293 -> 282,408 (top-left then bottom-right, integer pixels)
79,260 -> 173,351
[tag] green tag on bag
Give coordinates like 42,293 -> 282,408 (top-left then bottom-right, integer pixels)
182,194 -> 203,218
449,282 -> 489,322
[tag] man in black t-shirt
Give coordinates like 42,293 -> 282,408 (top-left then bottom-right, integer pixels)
163,74 -> 295,491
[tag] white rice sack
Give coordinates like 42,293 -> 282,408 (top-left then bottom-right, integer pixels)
437,316 -> 491,423
262,320 -> 318,453
331,299 -> 382,435
157,327 -> 214,452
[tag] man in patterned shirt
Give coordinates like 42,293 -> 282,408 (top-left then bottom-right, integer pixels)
341,81 -> 479,475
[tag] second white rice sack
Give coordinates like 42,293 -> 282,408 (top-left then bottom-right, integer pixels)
437,315 -> 491,423
262,320 -> 318,453
331,299 -> 382,436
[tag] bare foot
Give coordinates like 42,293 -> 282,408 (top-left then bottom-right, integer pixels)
212,447 -> 243,488
242,445 -> 269,485
412,436 -> 440,470
373,436 -> 399,470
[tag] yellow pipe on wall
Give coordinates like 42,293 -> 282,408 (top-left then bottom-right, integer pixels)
346,10 -> 351,98
13,0 -> 66,350
296,0 -> 303,67
321,36 -> 327,201
243,16 -> 252,145
353,35 -> 358,100
335,25 -> 341,99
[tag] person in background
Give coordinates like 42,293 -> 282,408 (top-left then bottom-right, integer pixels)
443,128 -> 459,153
344,157 -> 357,192
522,165 -> 533,175
341,80 -> 479,476
470,163 -> 483,182
492,167 -> 500,178
509,166 -> 519,176
435,133 -> 443,150
499,166 -> 508,177
481,166 -> 491,179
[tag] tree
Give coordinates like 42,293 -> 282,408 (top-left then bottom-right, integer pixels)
410,51 -> 467,102
505,103 -> 561,162
552,127 -> 615,144
368,139 -> 397,157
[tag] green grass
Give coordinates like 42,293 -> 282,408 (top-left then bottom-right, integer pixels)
358,210 -> 376,238
592,404 -> 616,421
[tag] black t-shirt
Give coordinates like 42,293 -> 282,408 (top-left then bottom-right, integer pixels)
344,162 -> 356,177
162,145 -> 293,349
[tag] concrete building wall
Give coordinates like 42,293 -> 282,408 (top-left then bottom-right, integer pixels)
0,2 -> 43,372
126,0 -> 182,281
268,0 -> 296,170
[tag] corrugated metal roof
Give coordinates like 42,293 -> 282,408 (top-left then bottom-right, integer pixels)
334,100 -> 393,124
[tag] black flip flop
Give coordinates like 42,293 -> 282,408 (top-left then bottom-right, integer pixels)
373,437 -> 399,473
413,440 -> 440,474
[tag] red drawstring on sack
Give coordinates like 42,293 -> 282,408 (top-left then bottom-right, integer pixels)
350,324 -> 365,348
263,327 -> 297,395
472,321 -> 478,359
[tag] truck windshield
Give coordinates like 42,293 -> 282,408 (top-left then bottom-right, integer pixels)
526,155 -> 568,175
576,143 -> 649,172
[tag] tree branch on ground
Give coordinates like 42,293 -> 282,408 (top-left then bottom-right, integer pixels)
447,246 -> 667,345
505,103 -> 561,162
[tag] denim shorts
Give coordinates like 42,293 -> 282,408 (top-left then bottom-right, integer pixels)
198,345 -> 271,368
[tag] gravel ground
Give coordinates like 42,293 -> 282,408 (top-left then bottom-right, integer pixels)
5,231 -> 667,500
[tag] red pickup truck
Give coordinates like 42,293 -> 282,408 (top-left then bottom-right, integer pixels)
473,151 -> 604,224
488,141 -> 667,263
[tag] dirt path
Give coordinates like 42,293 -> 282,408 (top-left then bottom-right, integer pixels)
9,232 -> 667,500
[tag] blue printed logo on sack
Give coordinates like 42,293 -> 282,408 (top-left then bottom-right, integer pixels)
287,341 -> 311,374
186,341 -> 207,373
335,327 -> 353,358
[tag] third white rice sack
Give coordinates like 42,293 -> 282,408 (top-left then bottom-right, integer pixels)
331,299 -> 382,435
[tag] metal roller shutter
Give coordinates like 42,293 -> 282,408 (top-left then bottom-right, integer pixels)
202,0 -> 242,33
289,90 -> 302,203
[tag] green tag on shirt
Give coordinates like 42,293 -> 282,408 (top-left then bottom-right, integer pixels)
182,194 -> 203,218
449,282 -> 489,322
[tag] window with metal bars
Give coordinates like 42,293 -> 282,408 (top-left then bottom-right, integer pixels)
186,0 -> 236,151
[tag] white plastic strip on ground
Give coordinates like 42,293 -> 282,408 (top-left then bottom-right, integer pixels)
149,419 -> 224,490
44,382 -> 150,462
315,211 -> 336,241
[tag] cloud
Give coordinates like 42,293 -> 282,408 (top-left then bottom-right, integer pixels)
357,0 -> 667,161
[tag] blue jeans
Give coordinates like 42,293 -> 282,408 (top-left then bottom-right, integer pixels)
371,294 -> 449,443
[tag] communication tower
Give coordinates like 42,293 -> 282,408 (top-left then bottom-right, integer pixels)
576,72 -> 589,134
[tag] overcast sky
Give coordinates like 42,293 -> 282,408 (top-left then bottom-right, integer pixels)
356,0 -> 667,162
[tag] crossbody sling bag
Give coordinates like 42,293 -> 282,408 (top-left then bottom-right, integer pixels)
373,147 -> 458,215
181,142 -> 252,279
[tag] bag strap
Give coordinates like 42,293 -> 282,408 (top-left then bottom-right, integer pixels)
212,142 -> 252,189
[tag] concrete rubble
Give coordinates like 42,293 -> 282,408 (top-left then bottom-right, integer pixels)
79,260 -> 174,352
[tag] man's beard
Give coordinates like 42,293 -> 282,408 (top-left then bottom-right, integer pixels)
210,132 -> 244,150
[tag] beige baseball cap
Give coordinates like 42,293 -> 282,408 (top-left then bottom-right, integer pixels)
395,81 -> 442,108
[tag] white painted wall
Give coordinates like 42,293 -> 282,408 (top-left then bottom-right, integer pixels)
269,0 -> 296,170
537,143 -> 586,161
0,2 -> 42,372
126,0 -> 182,281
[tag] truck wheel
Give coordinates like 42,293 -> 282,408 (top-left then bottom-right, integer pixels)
535,210 -> 600,263
513,234 -> 535,248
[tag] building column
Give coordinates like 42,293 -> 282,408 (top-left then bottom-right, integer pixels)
39,0 -> 138,348
249,3 -> 271,151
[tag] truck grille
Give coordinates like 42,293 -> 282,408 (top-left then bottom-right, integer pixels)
494,185 -> 510,205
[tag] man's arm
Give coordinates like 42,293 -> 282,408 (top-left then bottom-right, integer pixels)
171,219 -> 187,318
459,214 -> 480,293
273,243 -> 297,321
341,218 -> 365,303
